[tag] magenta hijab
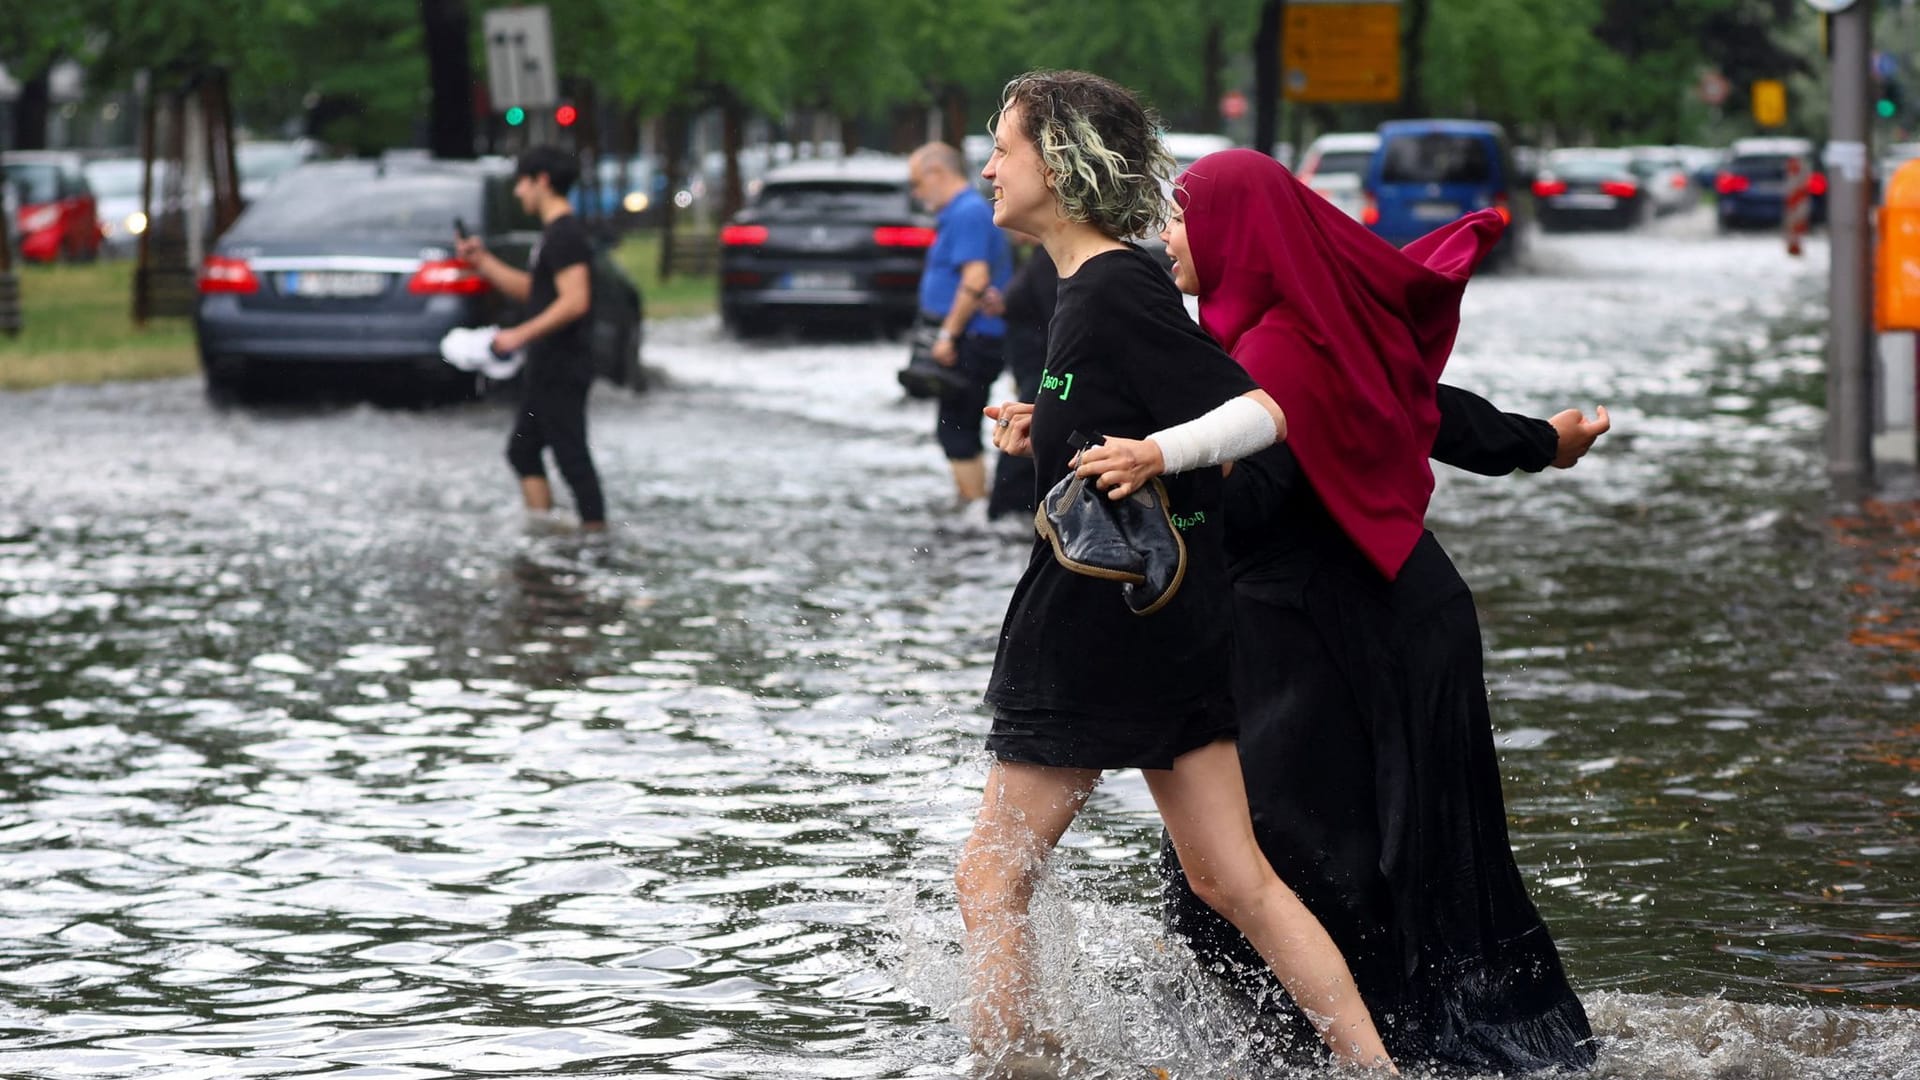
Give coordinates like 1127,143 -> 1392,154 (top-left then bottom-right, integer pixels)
1177,148 -> 1505,579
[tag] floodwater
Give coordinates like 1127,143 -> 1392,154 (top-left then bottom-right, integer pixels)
2,210 -> 1917,1078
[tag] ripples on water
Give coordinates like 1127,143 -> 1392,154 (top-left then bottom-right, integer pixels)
2,218 -> 1918,1077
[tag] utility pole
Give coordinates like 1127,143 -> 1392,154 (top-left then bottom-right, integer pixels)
1822,0 -> 1876,494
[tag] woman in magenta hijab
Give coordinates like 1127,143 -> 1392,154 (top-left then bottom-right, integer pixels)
1157,148 -> 1599,1072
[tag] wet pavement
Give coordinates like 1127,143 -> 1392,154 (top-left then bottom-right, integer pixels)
2,208 -> 1918,1078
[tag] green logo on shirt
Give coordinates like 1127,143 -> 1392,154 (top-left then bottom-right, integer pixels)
1038,368 -> 1075,401
1172,510 -> 1207,531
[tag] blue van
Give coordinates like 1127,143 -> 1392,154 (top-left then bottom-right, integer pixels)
1362,120 -> 1524,266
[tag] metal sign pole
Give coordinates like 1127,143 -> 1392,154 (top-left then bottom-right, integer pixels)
1825,0 -> 1876,493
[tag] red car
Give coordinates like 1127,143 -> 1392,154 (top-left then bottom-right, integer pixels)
3,150 -> 102,262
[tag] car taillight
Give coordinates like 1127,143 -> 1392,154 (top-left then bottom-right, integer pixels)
1715,172 -> 1750,195
1671,173 -> 1690,190
1599,180 -> 1639,199
1808,171 -> 1829,196
874,225 -> 936,247
721,224 -> 768,246
1532,179 -> 1567,197
1361,192 -> 1379,226
197,255 -> 259,294
1492,192 -> 1512,224
409,258 -> 488,295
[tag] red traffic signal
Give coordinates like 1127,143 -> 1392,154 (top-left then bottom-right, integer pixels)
555,103 -> 578,127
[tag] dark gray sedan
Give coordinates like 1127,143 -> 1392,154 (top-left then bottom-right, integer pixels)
195,158 -> 643,401
717,157 -> 934,337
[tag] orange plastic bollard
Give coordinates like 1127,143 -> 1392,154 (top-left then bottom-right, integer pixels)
1877,159 -> 1920,331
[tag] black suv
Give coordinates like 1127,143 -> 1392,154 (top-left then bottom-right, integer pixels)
195,157 -> 644,400
718,156 -> 933,336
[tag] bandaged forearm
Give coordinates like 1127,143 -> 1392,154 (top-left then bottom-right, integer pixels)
1147,395 -> 1279,475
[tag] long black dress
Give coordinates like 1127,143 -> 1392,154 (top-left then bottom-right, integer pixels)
1161,385 -> 1597,1073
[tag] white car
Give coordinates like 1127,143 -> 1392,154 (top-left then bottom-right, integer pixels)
1296,132 -> 1380,221
1625,145 -> 1696,215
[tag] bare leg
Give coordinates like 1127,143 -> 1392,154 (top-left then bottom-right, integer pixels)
954,760 -> 1100,1054
520,476 -> 553,513
1146,740 -> 1397,1071
950,457 -> 989,503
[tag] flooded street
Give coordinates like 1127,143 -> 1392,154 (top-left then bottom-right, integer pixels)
3,210 -> 1918,1078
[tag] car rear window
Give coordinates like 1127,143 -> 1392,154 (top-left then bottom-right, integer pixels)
1550,158 -> 1631,181
1729,155 -> 1794,180
1380,135 -> 1494,185
753,182 -> 911,219
5,164 -> 61,204
228,171 -> 485,240
1311,151 -> 1374,177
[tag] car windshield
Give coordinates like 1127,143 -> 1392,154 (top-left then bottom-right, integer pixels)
84,160 -> 147,199
228,171 -> 482,240
238,144 -> 309,183
1551,158 -> 1631,181
753,182 -> 909,219
1731,155 -> 1794,181
1311,151 -> 1373,177
5,163 -> 61,204
1381,134 -> 1493,184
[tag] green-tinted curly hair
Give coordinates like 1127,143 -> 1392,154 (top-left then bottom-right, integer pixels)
996,69 -> 1176,241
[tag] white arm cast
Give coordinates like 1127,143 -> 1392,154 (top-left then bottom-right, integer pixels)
1147,395 -> 1279,475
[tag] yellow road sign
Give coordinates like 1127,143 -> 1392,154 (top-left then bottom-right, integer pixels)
1283,1 -> 1403,104
1752,79 -> 1788,128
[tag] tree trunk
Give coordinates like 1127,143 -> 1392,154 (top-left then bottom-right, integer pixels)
659,107 -> 689,280
13,66 -> 52,151
1252,0 -> 1284,156
1401,0 -> 1429,116
1203,22 -> 1223,133
942,87 -> 969,147
721,95 -> 746,221
420,0 -> 477,159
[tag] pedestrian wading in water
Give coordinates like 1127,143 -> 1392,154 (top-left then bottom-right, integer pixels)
456,145 -> 607,531
959,70 -> 1397,1075
1157,147 -> 1609,1072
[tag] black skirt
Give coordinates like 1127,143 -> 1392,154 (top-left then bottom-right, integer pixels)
1161,532 -> 1595,1073
987,696 -> 1237,771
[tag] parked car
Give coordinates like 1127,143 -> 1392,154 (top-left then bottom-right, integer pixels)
2,150 -> 102,262
1361,120 -> 1524,266
1164,132 -> 1235,175
717,156 -> 933,336
572,153 -> 668,227
1533,150 -> 1651,231
1715,137 -> 1827,230
1625,146 -> 1696,215
1295,131 -> 1379,221
85,156 -> 170,258
195,158 -> 644,401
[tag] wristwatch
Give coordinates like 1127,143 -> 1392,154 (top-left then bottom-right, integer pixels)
936,328 -> 955,343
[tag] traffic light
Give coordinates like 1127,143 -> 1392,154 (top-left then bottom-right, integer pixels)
504,106 -> 526,127
1879,78 -> 1904,119
555,103 -> 578,128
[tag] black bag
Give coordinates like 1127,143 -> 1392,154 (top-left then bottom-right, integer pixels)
1033,434 -> 1188,616
896,320 -> 971,400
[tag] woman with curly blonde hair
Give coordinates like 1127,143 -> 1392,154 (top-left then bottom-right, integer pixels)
955,70 -> 1396,1075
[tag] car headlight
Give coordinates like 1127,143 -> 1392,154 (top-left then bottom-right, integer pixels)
125,211 -> 148,235
622,192 -> 650,214
21,207 -> 59,232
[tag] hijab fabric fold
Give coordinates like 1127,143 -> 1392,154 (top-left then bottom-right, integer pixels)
1178,149 -> 1505,579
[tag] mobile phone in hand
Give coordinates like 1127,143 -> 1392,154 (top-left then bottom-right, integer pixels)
453,217 -> 470,240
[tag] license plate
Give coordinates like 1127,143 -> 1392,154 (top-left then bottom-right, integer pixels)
1553,194 -> 1618,210
783,271 -> 854,291
1411,201 -> 1460,221
279,271 -> 388,298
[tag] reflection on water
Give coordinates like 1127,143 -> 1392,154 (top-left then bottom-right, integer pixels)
1,217 -> 1918,1077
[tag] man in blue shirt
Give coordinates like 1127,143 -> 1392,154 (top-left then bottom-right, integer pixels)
909,142 -> 1014,509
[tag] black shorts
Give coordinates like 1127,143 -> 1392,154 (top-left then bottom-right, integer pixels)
935,333 -> 1005,460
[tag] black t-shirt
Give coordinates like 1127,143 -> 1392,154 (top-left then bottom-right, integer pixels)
985,244 -> 1259,721
524,212 -> 594,378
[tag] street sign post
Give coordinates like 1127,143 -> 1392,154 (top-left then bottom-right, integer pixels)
483,5 -> 557,112
1282,0 -> 1402,105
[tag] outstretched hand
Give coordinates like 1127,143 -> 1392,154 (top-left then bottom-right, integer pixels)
1075,436 -> 1165,500
1548,405 -> 1610,469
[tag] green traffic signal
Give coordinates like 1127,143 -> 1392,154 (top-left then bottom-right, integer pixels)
1880,99 -> 1897,118
505,106 -> 526,126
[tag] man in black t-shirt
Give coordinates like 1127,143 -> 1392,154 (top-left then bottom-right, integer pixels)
456,145 -> 606,530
